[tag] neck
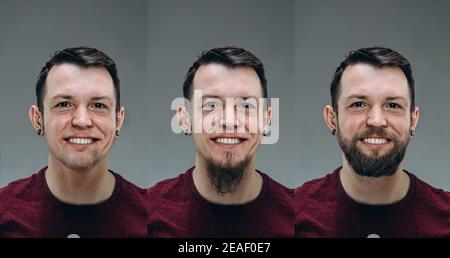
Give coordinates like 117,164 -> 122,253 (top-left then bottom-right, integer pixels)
192,156 -> 263,205
340,158 -> 410,205
45,155 -> 115,205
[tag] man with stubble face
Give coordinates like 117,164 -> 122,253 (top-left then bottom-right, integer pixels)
295,47 -> 450,237
0,47 -> 147,237
147,46 -> 293,237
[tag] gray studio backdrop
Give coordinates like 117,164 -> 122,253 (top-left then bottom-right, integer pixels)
0,0 -> 449,190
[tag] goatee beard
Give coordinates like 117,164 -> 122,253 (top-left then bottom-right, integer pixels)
337,127 -> 409,177
206,152 -> 251,195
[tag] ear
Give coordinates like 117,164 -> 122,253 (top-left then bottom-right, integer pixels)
323,105 -> 337,131
176,104 -> 191,132
264,106 -> 272,131
410,106 -> 420,130
29,105 -> 43,133
116,106 -> 125,129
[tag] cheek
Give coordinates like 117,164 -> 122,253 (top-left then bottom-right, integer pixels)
390,118 -> 411,137
201,114 -> 216,133
250,135 -> 261,147
338,113 -> 365,129
192,134 -> 207,144
337,117 -> 352,133
97,116 -> 117,129
244,113 -> 258,129
45,115 -> 67,132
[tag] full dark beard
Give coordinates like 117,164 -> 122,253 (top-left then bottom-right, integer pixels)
337,127 -> 409,177
206,152 -> 251,195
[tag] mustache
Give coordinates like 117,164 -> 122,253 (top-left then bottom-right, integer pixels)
355,127 -> 397,142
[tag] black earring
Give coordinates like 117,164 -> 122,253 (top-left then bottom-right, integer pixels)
116,129 -> 120,137
262,128 -> 269,136
184,128 -> 191,136
37,129 -> 42,136
410,129 -> 415,136
331,128 -> 336,135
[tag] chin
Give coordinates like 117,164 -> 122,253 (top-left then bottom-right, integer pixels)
209,157 -> 238,167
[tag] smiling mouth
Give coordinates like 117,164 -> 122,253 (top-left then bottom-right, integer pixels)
361,137 -> 391,145
65,137 -> 98,145
212,137 -> 246,145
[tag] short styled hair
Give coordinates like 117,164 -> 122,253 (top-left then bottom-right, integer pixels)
35,46 -> 120,113
182,46 -> 268,99
330,46 -> 415,112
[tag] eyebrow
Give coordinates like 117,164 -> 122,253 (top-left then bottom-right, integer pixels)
51,95 -> 73,100
346,94 -> 407,102
202,95 -> 259,100
386,96 -> 407,102
51,95 -> 113,102
91,96 -> 113,102
346,94 -> 368,100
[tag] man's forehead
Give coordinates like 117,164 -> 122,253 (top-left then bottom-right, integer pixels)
192,64 -> 263,98
47,63 -> 111,81
340,64 -> 410,100
45,64 -> 115,100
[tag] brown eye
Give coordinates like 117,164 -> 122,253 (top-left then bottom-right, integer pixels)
350,102 -> 365,108
92,103 -> 107,109
55,102 -> 72,108
387,103 -> 400,109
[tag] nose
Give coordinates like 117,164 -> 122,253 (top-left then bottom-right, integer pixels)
218,102 -> 240,131
72,106 -> 93,128
366,106 -> 387,128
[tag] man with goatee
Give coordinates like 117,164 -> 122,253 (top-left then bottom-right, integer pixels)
147,46 -> 293,237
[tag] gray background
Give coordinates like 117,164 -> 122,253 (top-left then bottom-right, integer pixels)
0,0 -> 449,190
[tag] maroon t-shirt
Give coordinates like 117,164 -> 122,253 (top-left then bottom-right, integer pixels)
295,167 -> 450,237
147,167 -> 294,237
0,167 -> 147,237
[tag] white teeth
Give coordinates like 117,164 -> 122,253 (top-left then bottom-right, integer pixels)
215,138 -> 241,145
363,138 -> 388,145
68,138 -> 93,145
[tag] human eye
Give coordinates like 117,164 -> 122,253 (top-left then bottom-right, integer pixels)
202,99 -> 221,111
349,101 -> 366,109
91,102 -> 108,110
55,101 -> 73,109
236,100 -> 256,111
386,102 -> 401,109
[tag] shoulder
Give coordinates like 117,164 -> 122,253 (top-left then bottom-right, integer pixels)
113,172 -> 147,206
0,173 -> 41,202
0,172 -> 42,220
259,171 -> 293,198
147,172 -> 189,197
293,168 -> 342,215
410,173 -> 450,208
146,168 -> 193,207
258,172 -> 294,219
294,168 -> 340,197
114,172 -> 146,194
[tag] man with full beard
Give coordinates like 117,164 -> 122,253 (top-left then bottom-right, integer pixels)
0,47 -> 147,237
295,47 -> 450,237
147,47 -> 293,237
